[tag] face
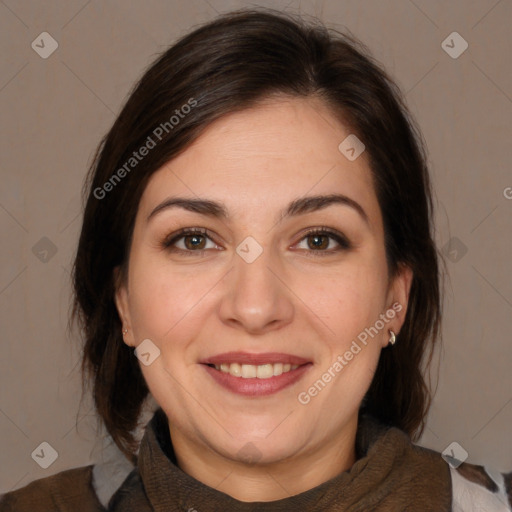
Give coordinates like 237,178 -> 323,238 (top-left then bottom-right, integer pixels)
115,96 -> 412,467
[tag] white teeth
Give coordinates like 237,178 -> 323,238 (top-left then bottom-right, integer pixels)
229,362 -> 241,377
256,364 -> 273,379
213,362 -> 300,379
241,364 -> 257,378
273,363 -> 283,376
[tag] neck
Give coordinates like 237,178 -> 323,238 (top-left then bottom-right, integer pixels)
168,420 -> 358,502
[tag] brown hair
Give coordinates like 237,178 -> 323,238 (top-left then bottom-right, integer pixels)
72,8 -> 443,463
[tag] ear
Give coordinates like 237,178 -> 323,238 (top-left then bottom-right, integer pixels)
385,263 -> 413,340
114,266 -> 135,347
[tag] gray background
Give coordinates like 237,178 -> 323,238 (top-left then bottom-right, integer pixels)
1,0 -> 511,493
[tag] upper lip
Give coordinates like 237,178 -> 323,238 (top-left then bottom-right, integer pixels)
200,352 -> 311,366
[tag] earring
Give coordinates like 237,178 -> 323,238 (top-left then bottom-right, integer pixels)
388,330 -> 396,346
122,328 -> 128,335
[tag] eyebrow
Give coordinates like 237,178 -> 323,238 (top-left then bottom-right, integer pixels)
146,193 -> 370,226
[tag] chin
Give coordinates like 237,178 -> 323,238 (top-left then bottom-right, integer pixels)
210,429 -> 307,465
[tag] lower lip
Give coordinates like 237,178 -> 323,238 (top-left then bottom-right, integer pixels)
202,363 -> 312,396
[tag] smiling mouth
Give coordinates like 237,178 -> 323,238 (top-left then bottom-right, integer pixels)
206,362 -> 301,379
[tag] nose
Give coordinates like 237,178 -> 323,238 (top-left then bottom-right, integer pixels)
218,244 -> 294,334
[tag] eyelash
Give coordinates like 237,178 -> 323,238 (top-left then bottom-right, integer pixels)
161,227 -> 352,257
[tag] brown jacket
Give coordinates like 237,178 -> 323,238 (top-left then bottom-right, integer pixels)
0,465 -> 105,511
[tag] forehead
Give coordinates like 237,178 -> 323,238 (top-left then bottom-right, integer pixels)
138,96 -> 379,224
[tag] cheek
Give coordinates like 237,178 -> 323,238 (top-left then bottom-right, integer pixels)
300,259 -> 387,336
127,252 -> 223,342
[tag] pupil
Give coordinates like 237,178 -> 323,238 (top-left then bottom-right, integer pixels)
186,235 -> 205,250
310,235 -> 327,249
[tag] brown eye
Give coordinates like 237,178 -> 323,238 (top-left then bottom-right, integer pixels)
307,233 -> 330,250
162,228 -> 219,255
296,228 -> 351,255
183,233 -> 207,250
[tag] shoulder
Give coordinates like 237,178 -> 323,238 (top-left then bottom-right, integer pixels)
0,465 -> 106,512
450,461 -> 512,511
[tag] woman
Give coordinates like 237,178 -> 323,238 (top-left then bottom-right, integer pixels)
1,9 -> 510,512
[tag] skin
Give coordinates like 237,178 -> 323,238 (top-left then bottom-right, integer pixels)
115,95 -> 413,502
